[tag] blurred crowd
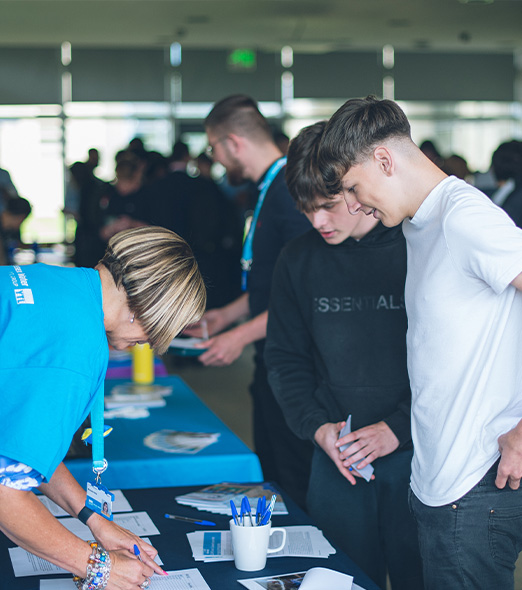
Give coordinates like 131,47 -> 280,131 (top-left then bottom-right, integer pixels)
63,138 -> 256,310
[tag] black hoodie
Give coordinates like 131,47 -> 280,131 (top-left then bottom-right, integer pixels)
265,222 -> 412,447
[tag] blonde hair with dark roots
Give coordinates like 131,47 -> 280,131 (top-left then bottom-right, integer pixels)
100,227 -> 206,354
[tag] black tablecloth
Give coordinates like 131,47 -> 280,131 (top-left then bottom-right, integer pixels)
0,483 -> 382,589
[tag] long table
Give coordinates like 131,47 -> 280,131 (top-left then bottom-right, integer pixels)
65,376 -> 263,489
0,484 -> 382,590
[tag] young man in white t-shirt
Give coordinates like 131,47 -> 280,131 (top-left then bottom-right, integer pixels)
317,96 -> 522,589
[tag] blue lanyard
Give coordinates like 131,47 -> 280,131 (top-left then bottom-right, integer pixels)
241,157 -> 286,291
90,389 -> 107,477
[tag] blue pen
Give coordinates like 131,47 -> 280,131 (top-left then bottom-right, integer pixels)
230,500 -> 240,525
260,494 -> 277,525
133,544 -> 143,561
164,513 -> 216,526
260,495 -> 266,516
255,497 -> 262,525
256,496 -> 266,525
241,496 -> 253,526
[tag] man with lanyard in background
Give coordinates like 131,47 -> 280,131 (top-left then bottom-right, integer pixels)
187,95 -> 313,508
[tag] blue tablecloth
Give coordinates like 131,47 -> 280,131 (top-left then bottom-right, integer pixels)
65,376 -> 263,489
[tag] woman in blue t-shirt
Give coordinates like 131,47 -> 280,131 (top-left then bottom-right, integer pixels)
0,226 -> 206,590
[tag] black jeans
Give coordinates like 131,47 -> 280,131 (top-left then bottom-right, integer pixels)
307,445 -> 423,590
409,460 -> 522,590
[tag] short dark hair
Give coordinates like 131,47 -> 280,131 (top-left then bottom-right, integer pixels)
318,96 -> 411,195
6,196 -> 31,218
286,121 -> 329,212
491,140 -> 522,183
171,141 -> 190,162
204,94 -> 273,143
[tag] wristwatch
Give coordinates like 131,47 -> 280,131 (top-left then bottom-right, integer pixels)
78,506 -> 95,525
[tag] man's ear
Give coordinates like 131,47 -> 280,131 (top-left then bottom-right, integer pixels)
373,146 -> 394,176
226,133 -> 243,156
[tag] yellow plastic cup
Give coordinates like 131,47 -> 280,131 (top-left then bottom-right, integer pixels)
132,343 -> 154,384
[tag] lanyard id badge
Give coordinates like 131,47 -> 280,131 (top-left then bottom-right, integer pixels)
84,388 -> 114,520
240,157 -> 286,292
86,481 -> 115,520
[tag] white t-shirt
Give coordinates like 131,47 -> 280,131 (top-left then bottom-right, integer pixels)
403,176 -> 522,507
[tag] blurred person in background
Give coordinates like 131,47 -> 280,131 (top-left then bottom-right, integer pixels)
186,94 -> 313,508
0,196 -> 31,265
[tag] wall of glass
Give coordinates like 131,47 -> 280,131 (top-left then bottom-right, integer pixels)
0,45 -> 519,243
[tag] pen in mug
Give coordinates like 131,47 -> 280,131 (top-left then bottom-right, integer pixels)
164,513 -> 216,526
260,494 -> 277,525
241,496 -> 254,526
230,500 -> 240,525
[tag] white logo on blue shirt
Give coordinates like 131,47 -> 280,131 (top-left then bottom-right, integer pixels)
14,289 -> 34,305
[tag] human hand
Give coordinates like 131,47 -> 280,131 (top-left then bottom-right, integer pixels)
184,308 -> 226,338
197,328 -> 245,366
496,422 -> 522,490
89,517 -> 165,577
107,549 -> 157,590
335,421 -> 399,471
314,422 -> 362,485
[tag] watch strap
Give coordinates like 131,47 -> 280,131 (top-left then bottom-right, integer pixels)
78,506 -> 95,525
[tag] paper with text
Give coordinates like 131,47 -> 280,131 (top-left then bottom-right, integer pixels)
11,538 -> 161,578
38,489 -> 132,517
40,569 -> 211,589
59,511 -> 159,540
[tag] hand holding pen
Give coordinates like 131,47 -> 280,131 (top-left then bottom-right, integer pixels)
133,544 -> 152,588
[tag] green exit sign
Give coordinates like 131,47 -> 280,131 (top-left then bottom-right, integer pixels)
227,49 -> 257,72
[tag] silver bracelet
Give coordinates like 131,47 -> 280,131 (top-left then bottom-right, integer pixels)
73,541 -> 111,590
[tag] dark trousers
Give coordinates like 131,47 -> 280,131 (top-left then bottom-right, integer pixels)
307,446 -> 423,590
410,460 -> 522,590
250,355 -> 313,510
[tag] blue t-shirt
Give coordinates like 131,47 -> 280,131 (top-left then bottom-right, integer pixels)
0,264 -> 108,482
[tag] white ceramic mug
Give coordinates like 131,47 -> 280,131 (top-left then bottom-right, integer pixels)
229,519 -> 287,571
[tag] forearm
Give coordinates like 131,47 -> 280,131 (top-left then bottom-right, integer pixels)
0,485 -> 90,577
228,310 -> 267,346
219,293 -> 250,328
38,462 -> 87,518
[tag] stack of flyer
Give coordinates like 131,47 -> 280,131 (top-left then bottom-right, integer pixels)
175,483 -> 288,516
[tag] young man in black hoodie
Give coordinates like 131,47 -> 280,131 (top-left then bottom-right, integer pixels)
265,122 -> 423,590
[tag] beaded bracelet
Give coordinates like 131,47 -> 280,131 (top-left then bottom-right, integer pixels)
73,541 -> 112,590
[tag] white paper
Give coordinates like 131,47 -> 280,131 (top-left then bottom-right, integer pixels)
104,406 -> 151,419
144,430 -> 220,454
40,569 -> 211,590
238,567 -> 355,590
38,489 -> 132,517
187,525 -> 335,562
9,547 -> 68,577
338,415 -> 374,482
170,337 -> 207,350
105,396 -> 167,409
11,538 -> 161,578
59,511 -> 160,540
301,567 -> 353,589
